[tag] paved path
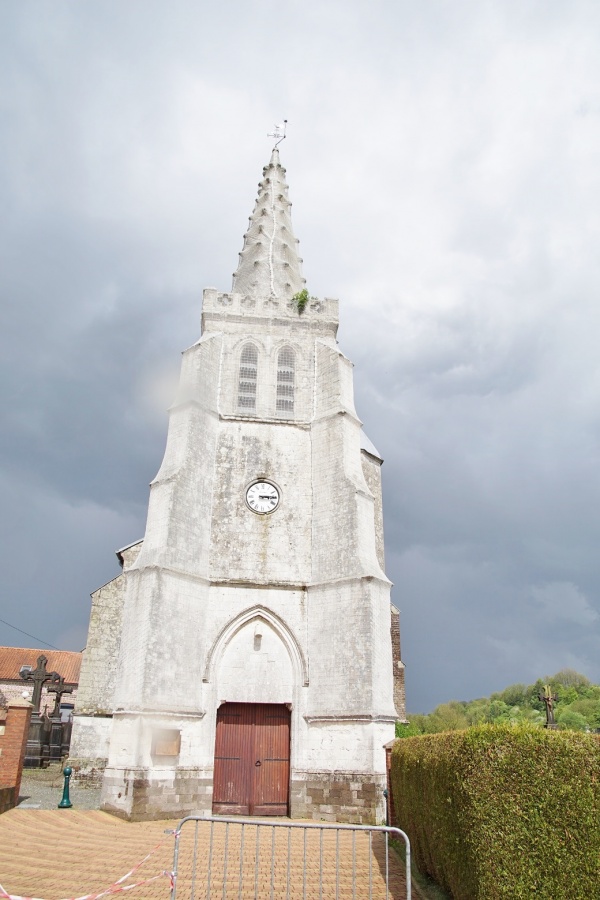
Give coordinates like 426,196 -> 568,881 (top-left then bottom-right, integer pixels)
17,767 -> 101,811
0,809 -> 176,899
0,809 -> 410,899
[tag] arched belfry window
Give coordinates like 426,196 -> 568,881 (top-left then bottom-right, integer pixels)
276,346 -> 295,415
238,343 -> 258,412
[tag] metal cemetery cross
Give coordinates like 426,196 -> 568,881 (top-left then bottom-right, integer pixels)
47,676 -> 73,718
20,655 -> 61,713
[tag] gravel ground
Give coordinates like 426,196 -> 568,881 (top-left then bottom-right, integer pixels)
18,764 -> 101,810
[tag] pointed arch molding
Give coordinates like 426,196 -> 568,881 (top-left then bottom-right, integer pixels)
202,605 -> 309,686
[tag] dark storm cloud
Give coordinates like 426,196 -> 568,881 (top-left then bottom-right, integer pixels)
1,0 -> 599,710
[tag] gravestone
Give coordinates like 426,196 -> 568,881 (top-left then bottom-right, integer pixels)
20,656 -> 61,767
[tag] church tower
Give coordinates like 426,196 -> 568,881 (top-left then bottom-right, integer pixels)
70,147 -> 404,823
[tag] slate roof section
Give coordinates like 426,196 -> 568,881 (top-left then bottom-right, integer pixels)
116,538 -> 143,567
360,431 -> 383,462
0,647 -> 82,684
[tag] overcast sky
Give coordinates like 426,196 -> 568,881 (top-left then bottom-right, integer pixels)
1,1 -> 599,712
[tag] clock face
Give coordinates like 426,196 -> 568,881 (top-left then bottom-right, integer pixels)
246,481 -> 280,514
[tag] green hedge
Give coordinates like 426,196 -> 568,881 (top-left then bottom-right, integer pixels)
390,725 -> 600,899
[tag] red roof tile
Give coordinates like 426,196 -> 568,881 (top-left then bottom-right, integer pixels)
0,647 -> 81,684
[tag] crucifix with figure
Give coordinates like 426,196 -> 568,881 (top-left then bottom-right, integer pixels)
538,684 -> 559,729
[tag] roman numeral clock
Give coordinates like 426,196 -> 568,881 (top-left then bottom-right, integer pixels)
246,481 -> 280,514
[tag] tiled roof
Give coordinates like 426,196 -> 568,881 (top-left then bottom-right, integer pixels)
0,647 -> 81,684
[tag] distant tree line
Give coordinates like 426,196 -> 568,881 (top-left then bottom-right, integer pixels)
397,668 -> 600,737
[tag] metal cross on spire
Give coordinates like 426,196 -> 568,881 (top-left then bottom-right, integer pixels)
267,119 -> 287,148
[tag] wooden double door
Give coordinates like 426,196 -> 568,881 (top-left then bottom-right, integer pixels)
212,703 -> 291,816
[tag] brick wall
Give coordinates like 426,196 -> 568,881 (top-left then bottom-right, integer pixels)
0,700 -> 32,813
1,681 -> 78,712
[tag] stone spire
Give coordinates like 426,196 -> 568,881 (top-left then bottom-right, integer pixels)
232,148 -> 306,300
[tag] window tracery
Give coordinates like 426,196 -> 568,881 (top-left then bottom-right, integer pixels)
276,347 -> 295,415
238,343 -> 258,411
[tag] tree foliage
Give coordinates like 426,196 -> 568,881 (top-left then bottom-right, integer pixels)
397,669 -> 600,737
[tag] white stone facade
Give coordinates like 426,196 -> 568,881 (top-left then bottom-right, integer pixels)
70,149 -> 403,822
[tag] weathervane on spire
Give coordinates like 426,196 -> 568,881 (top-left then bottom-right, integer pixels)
267,119 -> 287,148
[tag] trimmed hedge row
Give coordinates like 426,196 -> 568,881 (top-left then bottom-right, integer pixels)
390,725 -> 600,899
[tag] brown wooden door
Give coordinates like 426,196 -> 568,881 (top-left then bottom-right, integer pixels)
213,703 -> 290,816
212,703 -> 254,815
252,705 -> 291,815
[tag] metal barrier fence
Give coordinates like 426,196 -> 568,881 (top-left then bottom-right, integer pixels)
170,816 -> 411,900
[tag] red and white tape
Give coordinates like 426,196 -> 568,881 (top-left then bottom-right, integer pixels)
0,871 -> 172,900
0,834 -> 176,900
